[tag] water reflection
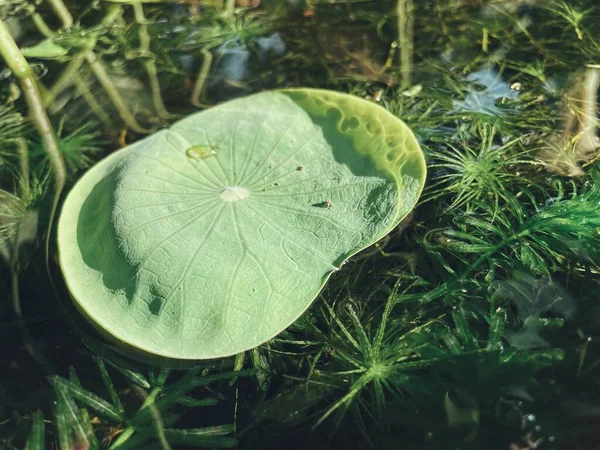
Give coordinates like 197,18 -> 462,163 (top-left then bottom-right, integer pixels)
453,68 -> 520,116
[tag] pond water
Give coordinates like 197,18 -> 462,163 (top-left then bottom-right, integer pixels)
1,1 -> 599,449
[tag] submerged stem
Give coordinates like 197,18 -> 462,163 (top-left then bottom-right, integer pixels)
7,140 -> 52,370
191,49 -> 213,107
46,0 -> 150,133
0,18 -> 66,265
73,76 -> 113,126
85,50 -> 151,133
45,55 -> 86,106
46,0 -> 73,28
132,0 -> 175,119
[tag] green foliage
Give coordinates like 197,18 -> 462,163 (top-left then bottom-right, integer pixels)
425,122 -> 536,215
2,1 -> 600,449
0,188 -> 25,245
30,120 -> 105,173
46,361 -> 247,450
427,173 -> 600,283
0,105 -> 27,158
24,411 -> 45,450
307,284 -> 443,432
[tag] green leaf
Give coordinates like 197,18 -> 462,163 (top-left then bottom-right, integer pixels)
132,370 -> 254,426
102,358 -> 151,388
234,352 -> 245,372
148,369 -> 170,388
57,88 -> 426,360
108,415 -> 180,450
251,348 -> 271,392
75,408 -> 100,450
24,410 -> 45,450
92,357 -> 124,412
451,310 -> 477,351
120,368 -> 152,388
53,399 -> 71,450
441,330 -> 463,355
51,376 -> 124,423
487,307 -> 506,351
21,39 -> 68,59
53,382 -> 89,450
503,348 -> 565,372
229,351 -> 245,386
163,425 -> 237,447
177,396 -> 219,407
67,368 -> 100,450
519,244 -> 547,275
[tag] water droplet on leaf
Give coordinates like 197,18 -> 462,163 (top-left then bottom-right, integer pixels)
186,145 -> 217,161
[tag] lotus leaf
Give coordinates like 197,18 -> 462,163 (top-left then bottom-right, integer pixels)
57,89 -> 426,360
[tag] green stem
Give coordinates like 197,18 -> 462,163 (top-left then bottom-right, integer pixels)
135,386 -> 172,450
46,0 -> 73,28
47,0 -> 149,133
109,387 -> 162,450
132,0 -> 175,119
73,76 -> 113,126
31,13 -> 54,38
104,3 -> 126,23
0,18 -> 67,266
396,0 -> 414,89
11,270 -> 22,316
45,4 -> 122,106
45,55 -> 86,106
9,269 -> 49,367
85,50 -> 151,133
15,138 -> 30,200
10,137 -> 52,369
225,0 -> 236,15
482,27 -> 489,53
9,227 -> 48,367
191,49 -> 213,107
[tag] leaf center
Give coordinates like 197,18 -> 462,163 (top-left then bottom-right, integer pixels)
219,186 -> 250,202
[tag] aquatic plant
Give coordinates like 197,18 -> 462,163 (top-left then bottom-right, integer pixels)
2,1 -> 600,449
31,359 -> 249,450
57,88 -> 426,360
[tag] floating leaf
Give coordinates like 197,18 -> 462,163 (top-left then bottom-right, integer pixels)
57,89 -> 426,360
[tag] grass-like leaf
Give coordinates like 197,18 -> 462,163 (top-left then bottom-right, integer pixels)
163,425 -> 237,448
24,410 -> 45,450
50,376 -> 124,423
